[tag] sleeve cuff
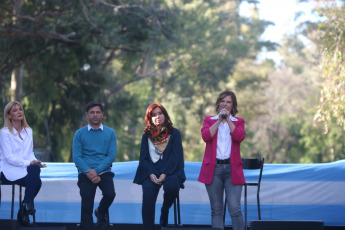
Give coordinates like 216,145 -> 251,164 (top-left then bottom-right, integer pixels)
24,160 -> 31,167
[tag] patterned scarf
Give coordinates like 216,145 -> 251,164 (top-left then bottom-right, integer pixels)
149,126 -> 170,153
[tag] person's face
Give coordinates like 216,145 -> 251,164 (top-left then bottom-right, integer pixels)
151,107 -> 165,128
7,104 -> 24,122
86,106 -> 104,127
219,95 -> 233,112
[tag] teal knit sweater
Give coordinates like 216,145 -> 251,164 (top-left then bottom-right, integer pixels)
72,125 -> 117,174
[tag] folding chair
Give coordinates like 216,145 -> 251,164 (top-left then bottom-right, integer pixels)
173,183 -> 185,227
0,182 -> 36,226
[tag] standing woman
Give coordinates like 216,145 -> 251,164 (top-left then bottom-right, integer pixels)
198,90 -> 245,230
134,103 -> 186,230
0,101 -> 46,226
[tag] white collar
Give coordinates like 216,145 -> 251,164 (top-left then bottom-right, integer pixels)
11,127 -> 25,135
210,114 -> 238,121
88,123 -> 103,131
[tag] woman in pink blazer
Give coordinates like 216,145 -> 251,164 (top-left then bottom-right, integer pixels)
198,90 -> 245,230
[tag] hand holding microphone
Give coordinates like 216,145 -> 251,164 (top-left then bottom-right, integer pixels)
220,107 -> 228,120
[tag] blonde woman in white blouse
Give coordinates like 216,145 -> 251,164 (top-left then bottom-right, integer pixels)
0,101 -> 46,226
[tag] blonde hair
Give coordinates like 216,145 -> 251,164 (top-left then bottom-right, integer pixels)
3,101 -> 30,135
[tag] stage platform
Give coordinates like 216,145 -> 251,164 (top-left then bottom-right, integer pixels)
0,221 -> 345,230
1,160 -> 345,228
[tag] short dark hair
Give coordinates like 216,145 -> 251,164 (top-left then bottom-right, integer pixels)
215,90 -> 238,116
85,101 -> 104,113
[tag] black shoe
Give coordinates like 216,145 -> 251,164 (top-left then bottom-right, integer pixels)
24,201 -> 36,215
160,206 -> 169,227
94,207 -> 107,228
17,208 -> 33,227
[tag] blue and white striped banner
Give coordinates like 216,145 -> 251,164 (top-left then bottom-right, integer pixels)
1,160 -> 344,226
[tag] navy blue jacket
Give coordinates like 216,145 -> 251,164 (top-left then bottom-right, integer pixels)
133,128 -> 186,185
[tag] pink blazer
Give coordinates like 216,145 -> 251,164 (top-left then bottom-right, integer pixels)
198,116 -> 246,185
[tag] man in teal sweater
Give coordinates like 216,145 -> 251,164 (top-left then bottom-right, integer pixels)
73,101 -> 117,229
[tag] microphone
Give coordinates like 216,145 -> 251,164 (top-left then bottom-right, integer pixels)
221,107 -> 227,119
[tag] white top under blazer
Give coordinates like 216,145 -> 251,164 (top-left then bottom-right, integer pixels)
210,114 -> 238,160
0,127 -> 37,181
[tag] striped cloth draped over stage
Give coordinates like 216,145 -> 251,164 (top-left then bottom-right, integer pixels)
1,160 -> 344,226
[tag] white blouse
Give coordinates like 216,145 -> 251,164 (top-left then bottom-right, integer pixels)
0,127 -> 37,181
216,121 -> 232,160
211,114 -> 238,160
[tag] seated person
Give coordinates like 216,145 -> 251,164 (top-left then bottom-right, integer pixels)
72,101 -> 117,229
134,103 -> 186,230
0,101 -> 46,226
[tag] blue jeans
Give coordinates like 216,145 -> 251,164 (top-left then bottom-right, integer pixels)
1,164 -> 42,203
205,164 -> 244,230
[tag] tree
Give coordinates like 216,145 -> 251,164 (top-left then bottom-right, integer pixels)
127,1 -> 276,161
313,0 -> 345,130
0,0 -> 277,162
0,0 -> 180,161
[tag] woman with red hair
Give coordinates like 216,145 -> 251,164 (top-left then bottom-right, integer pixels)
134,103 -> 185,230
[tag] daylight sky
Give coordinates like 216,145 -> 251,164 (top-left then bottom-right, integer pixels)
240,0 -> 320,64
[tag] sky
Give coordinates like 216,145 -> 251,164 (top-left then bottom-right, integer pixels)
240,0 -> 320,64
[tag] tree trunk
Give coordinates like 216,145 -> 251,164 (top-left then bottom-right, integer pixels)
10,0 -> 24,102
10,65 -> 23,102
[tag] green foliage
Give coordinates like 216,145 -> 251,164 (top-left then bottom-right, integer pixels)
244,14 -> 345,163
299,115 -> 345,163
314,1 -> 345,130
4,0 -> 342,164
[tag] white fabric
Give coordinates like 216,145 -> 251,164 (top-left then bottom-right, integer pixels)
87,123 -> 103,131
210,114 -> 237,160
0,145 -> 2,173
216,121 -> 232,159
148,138 -> 163,163
0,127 -> 37,181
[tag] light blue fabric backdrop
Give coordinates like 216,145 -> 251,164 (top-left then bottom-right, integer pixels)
1,160 -> 344,226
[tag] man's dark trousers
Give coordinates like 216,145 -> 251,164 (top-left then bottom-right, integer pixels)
77,171 -> 115,229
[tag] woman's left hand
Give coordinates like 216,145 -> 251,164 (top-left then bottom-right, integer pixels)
220,108 -> 230,121
157,174 -> 166,184
39,163 -> 47,168
31,160 -> 47,168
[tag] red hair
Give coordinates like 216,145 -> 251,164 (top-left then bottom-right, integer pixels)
144,103 -> 174,136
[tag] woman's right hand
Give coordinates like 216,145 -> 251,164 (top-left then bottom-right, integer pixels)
219,108 -> 230,121
150,174 -> 160,184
